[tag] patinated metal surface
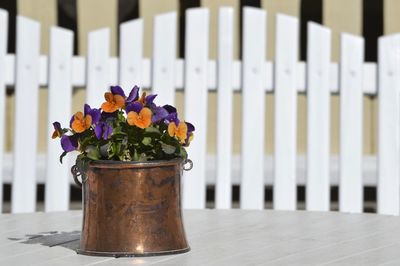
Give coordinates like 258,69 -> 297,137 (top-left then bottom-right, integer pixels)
74,158 -> 190,257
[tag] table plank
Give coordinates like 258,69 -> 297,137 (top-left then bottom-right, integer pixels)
1,210 -> 399,265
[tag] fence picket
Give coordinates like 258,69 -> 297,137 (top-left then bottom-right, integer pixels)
152,12 -> 177,105
216,7 -> 234,209
273,14 -> 299,210
240,7 -> 266,210
306,22 -> 331,211
0,9 -> 8,213
119,19 -> 143,89
377,34 -> 400,215
45,27 -> 73,212
11,16 -> 41,213
87,28 -> 110,107
183,8 -> 209,209
339,33 -> 364,213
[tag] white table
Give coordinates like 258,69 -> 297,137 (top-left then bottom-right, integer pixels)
1,210 -> 400,265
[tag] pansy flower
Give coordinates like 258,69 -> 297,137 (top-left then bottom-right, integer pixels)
61,135 -> 78,152
126,101 -> 143,114
126,85 -> 139,103
95,121 -> 113,140
84,104 -> 101,125
151,106 -> 168,123
110,86 -> 126,98
101,92 -> 125,113
51,122 -> 63,139
163,105 -> 179,125
127,107 -> 152,129
71,111 -> 92,133
168,121 -> 188,143
183,122 -> 195,147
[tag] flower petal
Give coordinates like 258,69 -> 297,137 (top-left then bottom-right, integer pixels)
126,102 -> 143,114
111,86 -> 126,97
89,108 -> 101,124
168,122 -> 177,137
114,94 -> 125,109
145,94 -> 157,106
186,122 -> 195,133
127,111 -> 138,126
101,102 -> 118,113
126,85 -> 139,103
52,122 -> 62,139
163,104 -> 176,114
94,123 -> 103,139
61,135 -> 78,152
151,106 -> 168,123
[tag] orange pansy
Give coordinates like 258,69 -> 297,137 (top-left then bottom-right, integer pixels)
101,92 -> 125,113
127,107 -> 152,129
168,121 -> 188,143
71,112 -> 92,133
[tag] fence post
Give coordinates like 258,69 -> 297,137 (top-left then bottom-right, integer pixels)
378,34 -> 400,215
119,19 -> 143,90
45,27 -> 74,212
183,8 -> 209,209
152,12 -> 177,105
87,28 -> 110,107
0,9 -> 8,212
306,22 -> 331,211
11,16 -> 41,213
216,7 -> 234,209
240,7 -> 266,210
339,33 -> 364,213
274,14 -> 299,210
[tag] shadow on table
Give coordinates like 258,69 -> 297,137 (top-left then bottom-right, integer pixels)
8,231 -> 80,250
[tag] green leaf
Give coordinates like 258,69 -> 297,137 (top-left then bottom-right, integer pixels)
144,126 -> 161,136
179,146 -> 188,160
85,145 -> 100,160
142,137 -> 152,146
161,142 -> 176,154
99,143 -> 111,158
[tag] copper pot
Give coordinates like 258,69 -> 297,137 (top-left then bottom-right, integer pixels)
71,158 -> 192,257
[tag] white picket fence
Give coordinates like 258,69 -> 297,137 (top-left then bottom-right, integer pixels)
0,7 -> 399,215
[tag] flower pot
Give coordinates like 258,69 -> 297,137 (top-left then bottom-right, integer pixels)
71,158 -> 191,257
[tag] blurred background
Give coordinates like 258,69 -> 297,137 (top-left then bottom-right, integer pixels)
0,0 -> 397,211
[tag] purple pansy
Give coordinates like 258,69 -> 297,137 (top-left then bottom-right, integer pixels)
145,94 -> 157,107
163,105 -> 179,124
84,104 -> 101,124
126,85 -> 139,103
111,86 -> 126,98
95,122 -> 113,140
151,106 -> 168,123
126,102 -> 143,114
61,135 -> 78,152
52,122 -> 63,139
183,122 -> 195,147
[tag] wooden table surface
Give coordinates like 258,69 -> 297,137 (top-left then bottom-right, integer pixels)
1,210 -> 400,265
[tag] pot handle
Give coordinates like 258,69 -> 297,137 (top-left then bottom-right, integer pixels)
183,159 -> 193,171
71,165 -> 85,188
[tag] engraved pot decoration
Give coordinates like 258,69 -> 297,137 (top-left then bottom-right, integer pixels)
71,158 -> 193,257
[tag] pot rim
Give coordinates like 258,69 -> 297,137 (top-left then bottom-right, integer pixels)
88,157 -> 184,169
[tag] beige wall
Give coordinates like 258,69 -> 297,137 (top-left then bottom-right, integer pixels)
4,0 -> 396,155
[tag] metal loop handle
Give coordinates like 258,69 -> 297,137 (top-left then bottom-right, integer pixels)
183,159 -> 193,171
71,165 -> 86,188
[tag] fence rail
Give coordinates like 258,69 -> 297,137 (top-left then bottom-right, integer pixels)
0,7 -> 400,215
